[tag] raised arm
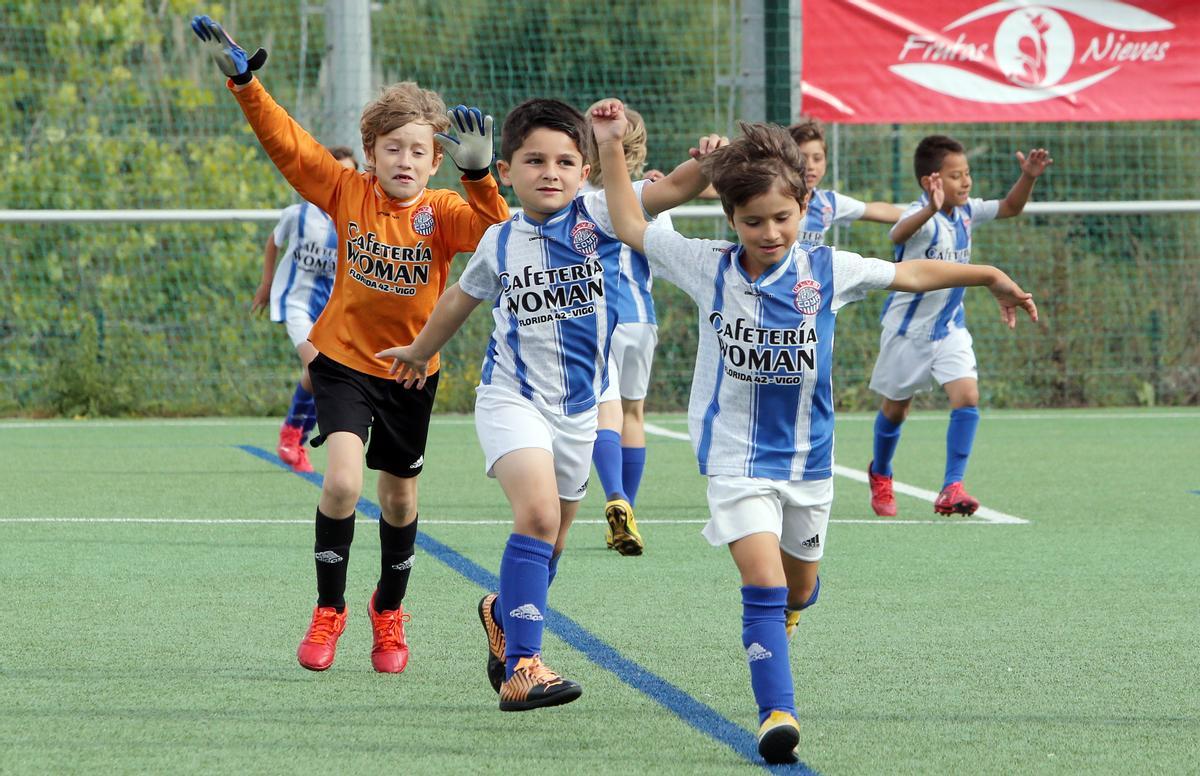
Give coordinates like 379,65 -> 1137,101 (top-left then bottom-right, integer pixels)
191,15 -> 351,214
891,260 -> 1038,329
374,284 -> 483,388
997,148 -> 1053,219
592,101 -> 651,255
890,173 -> 942,244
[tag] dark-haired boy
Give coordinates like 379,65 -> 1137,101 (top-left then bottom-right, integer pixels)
376,98 -> 721,710
594,103 -> 1039,764
867,135 -> 1052,517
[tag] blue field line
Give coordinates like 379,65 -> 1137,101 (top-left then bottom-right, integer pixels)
237,445 -> 817,775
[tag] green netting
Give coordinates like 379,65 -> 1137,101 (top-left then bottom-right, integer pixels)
1,1 -> 1197,416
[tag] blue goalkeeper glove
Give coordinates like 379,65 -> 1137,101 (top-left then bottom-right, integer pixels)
434,106 -> 495,180
190,15 -> 268,85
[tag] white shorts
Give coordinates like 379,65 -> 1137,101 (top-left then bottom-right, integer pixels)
868,326 -> 977,401
599,322 -> 658,403
703,475 -> 833,562
474,385 -> 598,501
283,310 -> 317,349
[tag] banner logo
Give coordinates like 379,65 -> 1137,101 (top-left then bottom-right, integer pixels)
891,1 -> 1174,104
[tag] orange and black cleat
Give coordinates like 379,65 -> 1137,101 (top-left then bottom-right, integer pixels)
478,593 -> 506,693
499,655 -> 582,712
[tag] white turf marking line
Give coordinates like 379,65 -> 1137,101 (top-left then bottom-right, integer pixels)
643,422 -> 1030,526
0,417 -> 480,430
2,411 -> 1195,431
0,516 -> 994,526
649,411 -> 1200,425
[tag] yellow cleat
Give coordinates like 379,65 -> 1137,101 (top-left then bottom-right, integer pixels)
785,609 -> 801,642
757,710 -> 800,764
604,498 -> 643,556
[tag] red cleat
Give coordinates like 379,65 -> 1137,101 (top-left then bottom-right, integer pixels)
934,482 -> 980,516
297,605 -> 347,671
868,461 -> 897,517
368,593 -> 410,674
277,424 -> 314,472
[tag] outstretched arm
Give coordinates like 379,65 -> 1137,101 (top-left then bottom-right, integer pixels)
891,260 -> 1038,329
890,173 -> 943,244
592,101 -> 650,255
860,201 -> 905,224
374,284 -> 483,388
641,134 -> 727,216
997,148 -> 1053,218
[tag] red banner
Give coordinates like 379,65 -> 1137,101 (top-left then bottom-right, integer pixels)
801,1 -> 1200,123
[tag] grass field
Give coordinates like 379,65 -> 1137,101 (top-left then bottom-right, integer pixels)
2,409 -> 1198,774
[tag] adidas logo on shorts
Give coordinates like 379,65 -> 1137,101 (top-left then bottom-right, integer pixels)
408,455 -> 424,469
746,642 -> 773,662
390,556 -> 414,571
314,550 -> 344,564
801,534 -> 821,549
509,603 -> 544,621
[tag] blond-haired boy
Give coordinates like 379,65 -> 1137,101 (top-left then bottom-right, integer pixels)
192,15 -> 509,674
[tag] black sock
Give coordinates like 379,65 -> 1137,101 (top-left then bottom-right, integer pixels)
314,508 -> 355,611
375,515 -> 418,612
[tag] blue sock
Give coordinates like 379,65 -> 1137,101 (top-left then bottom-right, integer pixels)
592,429 -> 626,501
547,551 -> 561,587
944,406 -> 980,488
499,534 -> 553,679
286,384 -> 315,430
621,446 -> 647,506
742,585 -> 795,724
872,412 -> 902,477
300,412 -> 318,445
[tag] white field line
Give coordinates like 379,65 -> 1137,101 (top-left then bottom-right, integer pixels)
0,516 -> 995,526
0,417 -> 479,430
2,411 -> 1197,431
644,422 -> 1030,526
649,412 -> 1200,424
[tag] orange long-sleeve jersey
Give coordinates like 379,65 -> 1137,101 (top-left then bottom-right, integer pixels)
232,79 -> 509,378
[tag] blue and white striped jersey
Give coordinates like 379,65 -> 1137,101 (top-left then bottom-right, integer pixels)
643,229 -> 896,480
879,195 -> 1000,340
268,202 -> 338,323
458,184 -> 647,415
579,181 -> 670,325
798,188 -> 867,249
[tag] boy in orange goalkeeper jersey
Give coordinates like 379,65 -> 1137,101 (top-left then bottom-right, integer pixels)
192,15 -> 509,674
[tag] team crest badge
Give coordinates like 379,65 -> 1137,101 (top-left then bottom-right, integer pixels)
412,205 -> 435,236
820,203 -> 833,229
793,279 -> 822,315
571,221 -> 599,255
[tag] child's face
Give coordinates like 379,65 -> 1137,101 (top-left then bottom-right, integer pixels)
796,139 -> 827,190
367,122 -> 442,201
729,182 -> 804,270
496,128 -> 590,220
933,151 -> 972,208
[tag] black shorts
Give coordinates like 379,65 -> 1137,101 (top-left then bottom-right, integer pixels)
308,353 -> 440,478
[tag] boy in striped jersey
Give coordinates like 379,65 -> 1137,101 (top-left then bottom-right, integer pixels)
787,118 -> 902,249
867,135 -> 1052,517
377,99 -> 721,710
252,147 -> 359,473
582,102 -> 674,556
594,104 -> 1038,764
192,15 -> 508,674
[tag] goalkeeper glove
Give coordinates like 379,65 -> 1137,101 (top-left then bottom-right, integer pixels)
434,106 -> 495,180
191,15 -> 268,85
